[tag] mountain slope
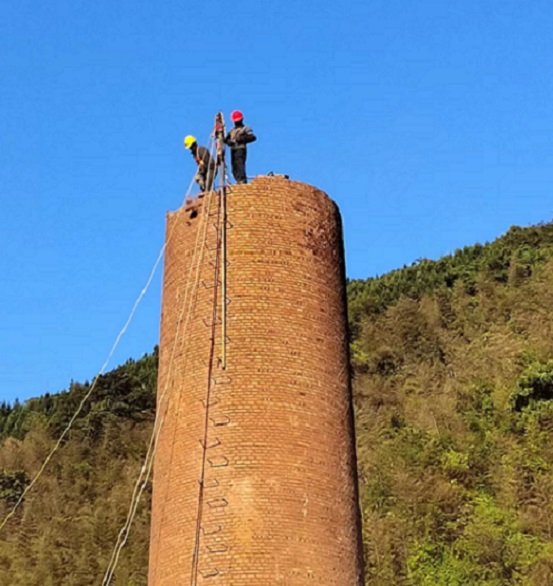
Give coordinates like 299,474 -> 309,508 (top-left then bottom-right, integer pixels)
3,222 -> 553,584
351,222 -> 553,584
0,353 -> 157,586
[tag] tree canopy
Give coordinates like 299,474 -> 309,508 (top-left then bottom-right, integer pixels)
4,221 -> 553,584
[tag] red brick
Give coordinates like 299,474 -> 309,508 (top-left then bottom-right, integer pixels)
148,177 -> 364,585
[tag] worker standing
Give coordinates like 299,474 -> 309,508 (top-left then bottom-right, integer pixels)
184,135 -> 217,192
224,111 -> 256,184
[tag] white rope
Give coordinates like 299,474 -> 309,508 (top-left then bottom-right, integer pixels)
0,143 -> 201,534
102,140 -> 217,586
101,137 -> 218,586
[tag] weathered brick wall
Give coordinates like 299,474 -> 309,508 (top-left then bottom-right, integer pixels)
148,177 -> 364,585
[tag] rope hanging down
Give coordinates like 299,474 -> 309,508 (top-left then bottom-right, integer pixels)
103,190 -> 213,585
103,138 -> 220,586
0,134 -> 211,534
189,112 -> 231,585
149,126 -> 225,585
190,170 -> 226,586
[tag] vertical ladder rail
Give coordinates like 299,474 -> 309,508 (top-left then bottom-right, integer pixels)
221,185 -> 227,370
191,115 -> 231,586
214,111 -> 228,370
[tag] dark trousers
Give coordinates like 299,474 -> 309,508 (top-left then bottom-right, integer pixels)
231,148 -> 247,184
196,164 -> 217,192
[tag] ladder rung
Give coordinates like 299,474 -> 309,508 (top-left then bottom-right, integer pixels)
201,478 -> 220,489
199,568 -> 220,578
212,375 -> 232,385
201,395 -> 220,408
207,543 -> 229,554
200,437 -> 221,449
208,456 -> 229,468
202,280 -> 222,289
210,415 -> 230,427
207,497 -> 228,508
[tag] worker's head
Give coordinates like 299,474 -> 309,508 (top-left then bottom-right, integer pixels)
230,110 -> 244,125
184,135 -> 197,149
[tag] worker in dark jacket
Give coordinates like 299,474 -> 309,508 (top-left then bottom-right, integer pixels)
184,135 -> 217,192
224,111 -> 256,184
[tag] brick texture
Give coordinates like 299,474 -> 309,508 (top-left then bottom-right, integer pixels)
148,177 -> 364,585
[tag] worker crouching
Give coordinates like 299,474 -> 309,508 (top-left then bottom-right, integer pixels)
184,135 -> 217,193
224,111 -> 256,184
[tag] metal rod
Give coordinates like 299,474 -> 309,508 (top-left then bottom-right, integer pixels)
214,111 -> 228,371
219,185 -> 225,370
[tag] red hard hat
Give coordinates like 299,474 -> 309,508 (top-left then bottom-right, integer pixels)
231,110 -> 244,123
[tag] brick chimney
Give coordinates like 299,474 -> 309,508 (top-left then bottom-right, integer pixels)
149,177 -> 364,585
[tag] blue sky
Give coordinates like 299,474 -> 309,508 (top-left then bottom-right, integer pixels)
1,0 -> 552,403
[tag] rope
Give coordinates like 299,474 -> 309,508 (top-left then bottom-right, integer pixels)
189,184 -> 225,586
151,137 -> 218,556
103,172 -> 213,586
0,135 -> 206,533
0,169 -> 190,533
148,140 -> 219,584
103,138 -> 219,586
189,131 -> 230,585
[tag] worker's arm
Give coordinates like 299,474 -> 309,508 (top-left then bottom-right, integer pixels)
237,127 -> 256,145
196,145 -> 212,168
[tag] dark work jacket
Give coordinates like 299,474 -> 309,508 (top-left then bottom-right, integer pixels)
224,124 -> 256,150
191,145 -> 215,170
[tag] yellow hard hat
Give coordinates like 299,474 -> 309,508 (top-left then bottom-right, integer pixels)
184,135 -> 197,149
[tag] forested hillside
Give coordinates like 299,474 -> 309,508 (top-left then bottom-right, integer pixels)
3,222 -> 553,584
0,353 -> 158,585
351,222 -> 553,585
